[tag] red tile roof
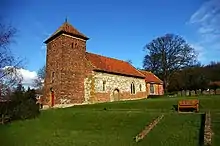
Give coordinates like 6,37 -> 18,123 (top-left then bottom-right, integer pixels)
45,22 -> 89,43
86,52 -> 145,78
139,70 -> 163,84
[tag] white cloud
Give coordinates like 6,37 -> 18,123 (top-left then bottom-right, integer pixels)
198,27 -> 215,34
189,0 -> 220,38
1,67 -> 38,89
190,43 -> 206,62
188,0 -> 220,63
17,68 -> 37,88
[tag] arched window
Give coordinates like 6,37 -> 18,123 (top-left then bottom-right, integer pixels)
150,84 -> 154,94
103,81 -> 106,91
133,83 -> 135,94
139,84 -> 142,91
131,82 -> 135,94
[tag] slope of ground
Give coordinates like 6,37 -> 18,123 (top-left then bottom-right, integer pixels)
139,114 -> 201,146
0,95 -> 219,146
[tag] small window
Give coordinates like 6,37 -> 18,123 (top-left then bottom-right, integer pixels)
150,84 -> 154,94
139,84 -> 142,91
75,43 -> 77,47
131,82 -> 135,94
51,72 -> 55,83
103,81 -> 106,91
133,84 -> 135,94
71,43 -> 74,48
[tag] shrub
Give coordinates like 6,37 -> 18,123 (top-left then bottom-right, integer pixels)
0,85 -> 40,122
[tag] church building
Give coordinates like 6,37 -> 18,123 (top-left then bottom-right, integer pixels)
43,21 -> 163,107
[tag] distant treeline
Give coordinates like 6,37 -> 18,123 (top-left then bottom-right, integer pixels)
167,61 -> 220,95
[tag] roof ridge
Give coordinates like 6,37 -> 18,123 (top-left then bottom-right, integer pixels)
84,55 -> 97,69
136,69 -> 146,76
126,64 -> 146,77
59,21 -> 87,37
86,52 -> 129,63
152,73 -> 163,82
138,69 -> 151,73
138,69 -> 163,83
85,52 -> 145,78
141,70 -> 162,81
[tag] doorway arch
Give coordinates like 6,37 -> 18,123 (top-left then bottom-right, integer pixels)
113,88 -> 120,101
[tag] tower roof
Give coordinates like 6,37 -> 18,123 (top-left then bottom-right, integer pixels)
44,21 -> 89,43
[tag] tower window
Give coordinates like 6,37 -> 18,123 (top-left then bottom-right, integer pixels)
131,82 -> 135,94
51,72 -> 55,83
139,84 -> 142,91
71,43 -> 74,48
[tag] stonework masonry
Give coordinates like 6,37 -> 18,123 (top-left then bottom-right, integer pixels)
44,34 -> 90,105
43,22 -> 163,107
84,71 -> 147,103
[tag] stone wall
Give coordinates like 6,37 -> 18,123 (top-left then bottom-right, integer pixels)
44,35 -> 63,106
146,83 -> 164,95
44,34 -> 90,106
158,84 -> 164,95
84,71 -> 147,103
59,35 -> 87,104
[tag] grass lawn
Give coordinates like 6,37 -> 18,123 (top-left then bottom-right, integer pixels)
0,95 -> 220,146
212,113 -> 220,146
0,110 -> 159,146
140,114 -> 202,146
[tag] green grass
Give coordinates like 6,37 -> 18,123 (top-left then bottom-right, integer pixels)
0,95 -> 220,146
72,95 -> 220,112
140,114 -> 202,146
0,110 -> 159,146
212,113 -> 220,146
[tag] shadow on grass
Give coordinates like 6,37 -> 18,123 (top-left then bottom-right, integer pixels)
172,105 -> 205,146
198,113 -> 205,146
172,105 -> 178,111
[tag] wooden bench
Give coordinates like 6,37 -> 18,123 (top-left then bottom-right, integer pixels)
178,99 -> 199,112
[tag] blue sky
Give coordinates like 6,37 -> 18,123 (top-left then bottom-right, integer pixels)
1,0 -> 220,86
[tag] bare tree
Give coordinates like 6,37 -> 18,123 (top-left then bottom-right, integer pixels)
0,21 -> 23,97
34,65 -> 45,94
143,34 -> 197,93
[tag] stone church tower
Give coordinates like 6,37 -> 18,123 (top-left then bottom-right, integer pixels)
44,21 -> 89,106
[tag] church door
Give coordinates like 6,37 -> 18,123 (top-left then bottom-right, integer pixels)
51,91 -> 55,107
113,89 -> 120,101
